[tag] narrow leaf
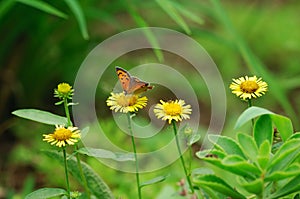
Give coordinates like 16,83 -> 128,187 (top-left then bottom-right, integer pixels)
269,175 -> 300,199
16,0 -> 67,19
257,140 -> 271,170
222,155 -> 261,176
265,164 -> 300,181
237,133 -> 258,162
140,175 -> 167,188
64,0 -> 89,40
155,0 -> 191,34
254,115 -> 273,147
42,150 -> 113,199
238,178 -> 263,195
77,147 -> 135,161
25,188 -> 67,199
234,106 -> 273,129
12,109 -> 68,126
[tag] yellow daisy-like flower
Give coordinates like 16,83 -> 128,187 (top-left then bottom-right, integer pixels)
106,92 -> 148,113
43,125 -> 81,147
154,99 -> 192,124
229,76 -> 268,100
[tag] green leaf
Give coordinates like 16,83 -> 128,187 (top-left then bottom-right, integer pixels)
0,0 -> 15,20
64,0 -> 89,40
192,168 -> 214,176
257,140 -> 271,170
155,0 -> 191,34
238,177 -> 263,195
222,155 -> 261,176
77,147 -> 135,161
140,175 -> 167,188
234,106 -> 273,129
254,115 -> 273,147
268,139 -> 300,173
127,6 -> 164,62
16,0 -> 67,19
188,133 -> 201,146
193,175 -> 246,199
12,109 -> 68,126
237,133 -> 258,162
270,114 -> 293,141
269,175 -> 300,199
42,150 -> 113,199
289,132 -> 300,140
265,164 -> 300,181
25,188 -> 67,199
208,135 -> 246,158
167,1 -> 204,25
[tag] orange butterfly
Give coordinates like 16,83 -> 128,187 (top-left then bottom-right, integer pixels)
116,66 -> 153,95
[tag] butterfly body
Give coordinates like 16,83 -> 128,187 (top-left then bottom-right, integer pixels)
116,67 -> 153,95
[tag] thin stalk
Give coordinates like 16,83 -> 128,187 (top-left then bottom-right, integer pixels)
63,98 -> 71,127
172,120 -> 194,193
126,113 -> 142,199
63,148 -> 71,198
248,99 -> 254,126
75,145 -> 91,198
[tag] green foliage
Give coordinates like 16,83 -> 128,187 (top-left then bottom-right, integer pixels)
12,109 -> 69,126
195,107 -> 300,198
25,188 -> 67,199
43,150 -> 113,199
77,147 -> 135,161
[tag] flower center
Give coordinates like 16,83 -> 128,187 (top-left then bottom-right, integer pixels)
240,80 -> 259,93
57,83 -> 72,94
53,128 -> 72,141
117,95 -> 138,106
164,103 -> 182,116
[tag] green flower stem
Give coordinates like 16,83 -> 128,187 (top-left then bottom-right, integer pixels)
63,148 -> 71,198
126,113 -> 142,199
248,99 -> 254,126
75,145 -> 91,199
63,97 -> 71,127
172,120 -> 194,193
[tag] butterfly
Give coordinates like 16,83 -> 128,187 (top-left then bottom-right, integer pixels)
116,66 -> 153,95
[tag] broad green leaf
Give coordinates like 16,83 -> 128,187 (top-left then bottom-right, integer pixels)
25,188 -> 67,199
12,109 -> 68,126
77,147 -> 135,161
268,139 -> 300,173
257,140 -> 271,170
193,175 -> 246,199
234,106 -> 273,129
188,133 -> 201,146
140,175 -> 167,188
265,164 -> 300,181
237,133 -> 258,162
42,150 -> 113,199
270,114 -> 293,141
289,132 -> 300,140
208,135 -> 246,158
254,115 -> 273,147
222,155 -> 261,176
269,175 -> 300,199
238,177 -> 263,195
155,0 -> 191,34
16,0 -> 67,19
64,0 -> 89,40
0,0 -> 15,20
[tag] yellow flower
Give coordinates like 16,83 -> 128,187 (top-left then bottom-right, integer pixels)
106,92 -> 148,113
43,125 -> 80,147
154,99 -> 192,124
229,76 -> 268,100
57,83 -> 72,94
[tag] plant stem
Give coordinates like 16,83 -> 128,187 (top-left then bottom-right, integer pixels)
248,99 -> 254,126
63,98 -> 71,127
172,120 -> 194,193
63,148 -> 71,198
126,113 -> 142,199
75,145 -> 91,198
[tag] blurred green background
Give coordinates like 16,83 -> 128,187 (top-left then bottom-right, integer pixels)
1,0 -> 300,198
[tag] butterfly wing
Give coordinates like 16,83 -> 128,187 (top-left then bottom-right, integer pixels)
116,66 -> 153,94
